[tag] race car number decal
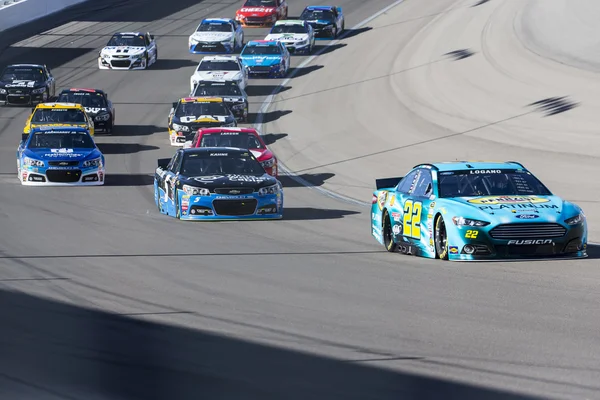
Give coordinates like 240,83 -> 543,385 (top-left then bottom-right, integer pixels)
403,200 -> 422,239
465,230 -> 479,239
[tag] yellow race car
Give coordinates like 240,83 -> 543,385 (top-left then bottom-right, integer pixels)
23,102 -> 95,137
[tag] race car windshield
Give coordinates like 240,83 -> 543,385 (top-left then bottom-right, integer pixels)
27,132 -> 95,149
197,60 -> 240,71
1,67 -> 44,82
271,25 -> 308,34
57,92 -> 107,108
31,109 -> 87,123
242,45 -> 281,55
243,0 -> 276,6
106,34 -> 146,47
197,23 -> 232,32
437,170 -> 553,198
192,83 -> 242,97
175,102 -> 229,117
199,133 -> 265,149
300,10 -> 335,21
180,152 -> 264,176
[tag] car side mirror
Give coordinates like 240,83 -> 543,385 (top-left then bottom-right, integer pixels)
157,158 -> 170,169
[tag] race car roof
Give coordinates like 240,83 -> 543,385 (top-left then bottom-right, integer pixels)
305,6 -> 335,10
274,20 -> 306,25
6,63 -> 44,68
181,147 -> 252,155
247,40 -> 279,46
416,161 -> 526,172
114,31 -> 144,36
30,126 -> 90,134
199,127 -> 259,134
34,102 -> 84,109
179,97 -> 224,103
202,18 -> 233,24
62,88 -> 105,94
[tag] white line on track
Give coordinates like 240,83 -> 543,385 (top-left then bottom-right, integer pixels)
254,0 -> 406,208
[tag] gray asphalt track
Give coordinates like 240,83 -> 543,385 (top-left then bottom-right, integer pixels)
1,0 -> 600,399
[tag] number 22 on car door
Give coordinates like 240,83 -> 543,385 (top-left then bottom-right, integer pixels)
402,199 -> 422,240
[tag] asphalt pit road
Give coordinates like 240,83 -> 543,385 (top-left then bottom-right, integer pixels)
246,85 -> 292,97
150,59 -> 198,71
262,133 -> 288,145
528,96 -> 580,117
315,43 -> 347,56
247,109 -> 292,124
96,143 -> 160,155
103,124 -> 163,137
288,65 -> 324,79
472,0 -> 492,7
340,27 -> 373,40
444,49 -> 476,61
283,207 -> 360,221
278,173 -> 334,188
103,174 -> 154,187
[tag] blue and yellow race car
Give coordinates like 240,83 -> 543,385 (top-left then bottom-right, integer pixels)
371,162 -> 587,260
154,147 -> 283,220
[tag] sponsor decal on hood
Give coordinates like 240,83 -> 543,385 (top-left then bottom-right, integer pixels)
5,80 -> 38,88
84,107 -> 108,115
179,115 -> 227,123
239,7 -> 275,14
102,46 -> 146,54
25,147 -> 97,160
467,196 -> 549,205
192,32 -> 233,41
265,33 -> 308,41
192,174 -> 270,183
195,71 -> 241,80
454,195 -> 563,215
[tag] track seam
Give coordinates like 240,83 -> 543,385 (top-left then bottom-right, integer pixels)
253,0 -> 406,208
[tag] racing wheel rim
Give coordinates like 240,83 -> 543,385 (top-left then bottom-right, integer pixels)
435,215 -> 449,260
383,212 -> 397,252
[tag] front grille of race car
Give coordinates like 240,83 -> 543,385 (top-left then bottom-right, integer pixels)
248,66 -> 274,73
494,244 -> 558,257
46,169 -> 82,183
48,161 -> 79,167
214,187 -> 255,195
193,42 -> 227,52
213,199 -> 257,216
490,223 -> 567,239
245,17 -> 270,25
6,88 -> 32,104
110,59 -> 132,68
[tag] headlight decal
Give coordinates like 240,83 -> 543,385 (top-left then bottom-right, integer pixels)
83,157 -> 102,168
452,216 -> 490,227
565,213 -> 585,225
182,184 -> 210,196
23,157 -> 44,167
258,183 -> 279,196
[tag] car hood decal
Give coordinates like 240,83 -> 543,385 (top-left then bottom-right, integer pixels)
24,147 -> 99,161
178,115 -> 227,123
241,56 -> 282,66
102,46 -> 146,55
265,33 -> 308,41
4,80 -> 40,88
452,195 -> 564,218
191,32 -> 233,41
239,7 -> 276,15
194,71 -> 242,80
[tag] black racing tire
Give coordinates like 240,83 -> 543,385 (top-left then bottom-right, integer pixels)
382,211 -> 397,253
175,193 -> 181,219
434,214 -> 449,260
332,26 -> 338,38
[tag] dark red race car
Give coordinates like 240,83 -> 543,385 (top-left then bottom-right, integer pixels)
186,127 -> 278,176
235,0 -> 288,28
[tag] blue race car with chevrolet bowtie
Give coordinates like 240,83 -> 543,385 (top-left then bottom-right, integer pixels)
371,161 -> 587,261
17,126 -> 105,186
154,147 -> 283,220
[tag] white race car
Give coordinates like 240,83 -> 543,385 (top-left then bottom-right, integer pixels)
264,20 -> 315,54
190,55 -> 248,93
188,18 -> 245,54
98,32 -> 158,70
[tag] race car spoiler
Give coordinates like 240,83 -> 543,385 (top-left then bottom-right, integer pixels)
375,177 -> 403,190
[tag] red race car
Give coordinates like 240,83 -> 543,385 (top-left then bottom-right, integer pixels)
235,0 -> 288,28
185,127 -> 278,176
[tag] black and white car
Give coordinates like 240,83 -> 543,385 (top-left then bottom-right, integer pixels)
57,88 -> 116,133
98,32 -> 158,70
190,55 -> 248,93
0,64 -> 56,106
190,80 -> 248,122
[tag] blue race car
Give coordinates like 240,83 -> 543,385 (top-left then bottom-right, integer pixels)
188,18 -> 245,54
299,5 -> 345,39
16,126 -> 105,186
154,147 -> 283,220
239,40 -> 290,78
371,161 -> 587,261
